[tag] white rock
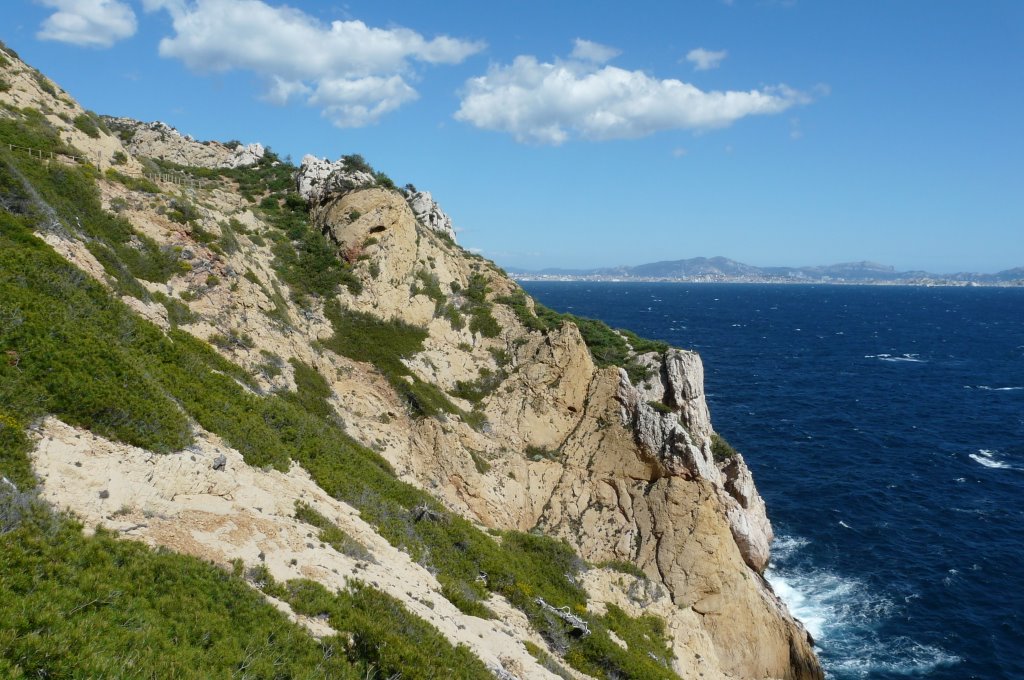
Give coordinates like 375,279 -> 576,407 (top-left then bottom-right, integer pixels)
407,190 -> 457,241
229,142 -> 265,168
296,155 -> 375,204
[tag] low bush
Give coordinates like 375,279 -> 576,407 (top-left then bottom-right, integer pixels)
1,133 -> 683,680
283,578 -> 492,679
294,501 -> 372,562
104,168 -> 160,194
464,273 -> 500,338
72,113 -> 100,139
711,433 -> 738,462
0,501 -> 358,678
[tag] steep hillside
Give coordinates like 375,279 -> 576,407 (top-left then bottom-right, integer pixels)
1,44 -> 821,680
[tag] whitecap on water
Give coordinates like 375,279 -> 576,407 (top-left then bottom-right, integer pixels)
767,535 -> 961,678
969,449 -> 1019,470
974,385 -> 1024,392
864,353 -> 926,363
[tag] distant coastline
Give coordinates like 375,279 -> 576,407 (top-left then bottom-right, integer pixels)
512,274 -> 1023,287
509,256 -> 1024,287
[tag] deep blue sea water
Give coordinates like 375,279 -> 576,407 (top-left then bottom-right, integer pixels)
521,282 -> 1024,680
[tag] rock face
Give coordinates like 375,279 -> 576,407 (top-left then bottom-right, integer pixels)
300,182 -> 819,679
103,117 -> 264,169
407,189 -> 457,241
11,46 -> 822,680
296,154 -> 376,205
297,156 -> 457,242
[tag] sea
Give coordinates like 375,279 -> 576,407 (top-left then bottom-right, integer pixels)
521,282 -> 1024,680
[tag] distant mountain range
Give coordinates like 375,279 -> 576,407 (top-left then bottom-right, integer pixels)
512,257 -> 1024,285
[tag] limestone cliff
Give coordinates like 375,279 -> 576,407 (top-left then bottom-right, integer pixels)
0,45 -> 821,680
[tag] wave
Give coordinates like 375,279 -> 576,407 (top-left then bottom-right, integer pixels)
969,449 -> 1020,470
864,353 -> 926,363
971,385 -> 1024,392
767,535 -> 961,678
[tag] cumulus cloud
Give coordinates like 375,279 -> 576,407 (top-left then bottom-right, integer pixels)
455,44 -> 808,145
145,0 -> 484,126
570,38 -> 620,64
37,0 -> 137,48
686,48 -> 727,71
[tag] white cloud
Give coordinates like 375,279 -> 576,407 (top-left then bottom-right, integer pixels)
310,76 -> 418,128
455,45 -> 808,145
38,0 -> 137,48
570,38 -> 620,64
146,0 -> 484,126
686,48 -> 728,71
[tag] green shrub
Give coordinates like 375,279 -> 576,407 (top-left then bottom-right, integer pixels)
0,78 -> 10,93
440,579 -> 496,619
0,502 -> 358,678
711,433 -> 738,462
167,197 -> 200,224
32,71 -> 56,96
321,302 -> 460,419
104,168 -> 160,194
451,367 -> 505,405
284,359 -> 333,419
2,130 -> 683,679
468,449 -> 491,474
152,291 -> 196,328
73,113 -> 100,139
647,400 -> 673,415
524,640 -> 575,680
218,218 -> 241,254
283,578 -> 492,679
596,559 -> 648,580
464,273 -> 500,338
294,502 -> 372,562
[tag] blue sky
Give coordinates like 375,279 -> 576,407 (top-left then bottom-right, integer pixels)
3,1 -> 1023,273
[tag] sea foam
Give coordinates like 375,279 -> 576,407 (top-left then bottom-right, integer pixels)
969,449 -> 1019,470
767,535 -> 961,678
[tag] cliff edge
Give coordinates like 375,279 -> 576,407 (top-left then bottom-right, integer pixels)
0,44 -> 821,680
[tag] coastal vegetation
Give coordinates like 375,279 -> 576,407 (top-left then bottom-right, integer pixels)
0,112 -> 682,677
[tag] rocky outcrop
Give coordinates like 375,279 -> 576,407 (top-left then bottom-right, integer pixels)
407,189 -> 457,241
9,49 -> 822,679
297,157 -> 457,241
102,117 -> 264,169
302,180 -> 819,679
296,154 -> 376,205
